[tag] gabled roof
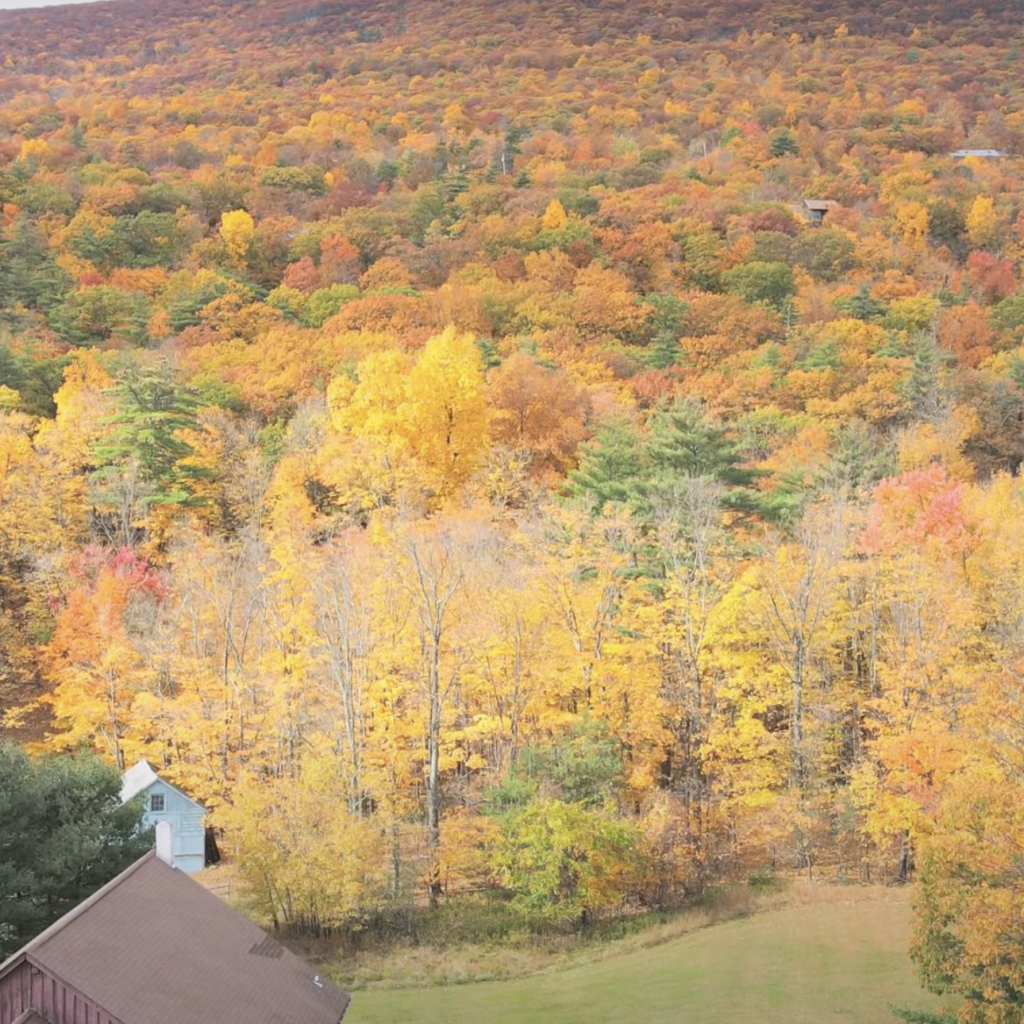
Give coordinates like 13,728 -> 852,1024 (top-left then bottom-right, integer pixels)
119,759 -> 160,802
120,760 -> 205,811
803,198 -> 838,211
951,148 -> 1006,157
0,852 -> 350,1024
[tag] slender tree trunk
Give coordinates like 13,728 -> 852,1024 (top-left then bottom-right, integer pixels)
896,829 -> 913,883
406,533 -> 467,910
426,623 -> 443,907
792,633 -> 805,790
389,798 -> 402,898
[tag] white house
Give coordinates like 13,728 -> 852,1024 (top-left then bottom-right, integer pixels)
120,760 -> 208,874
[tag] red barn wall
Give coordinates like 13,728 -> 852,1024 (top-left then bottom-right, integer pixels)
0,957 -> 121,1024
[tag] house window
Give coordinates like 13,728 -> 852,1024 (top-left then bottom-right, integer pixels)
150,793 -> 165,812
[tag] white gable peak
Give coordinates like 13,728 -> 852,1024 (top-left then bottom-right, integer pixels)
120,759 -> 161,803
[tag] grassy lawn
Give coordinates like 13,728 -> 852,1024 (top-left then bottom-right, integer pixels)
344,892 -> 945,1024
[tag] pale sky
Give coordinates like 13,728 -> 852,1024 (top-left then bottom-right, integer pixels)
0,0 -> 109,7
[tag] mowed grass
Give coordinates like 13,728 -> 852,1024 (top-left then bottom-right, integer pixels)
344,893 -> 944,1024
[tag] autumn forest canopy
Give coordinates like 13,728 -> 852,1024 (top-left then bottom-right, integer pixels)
2,0 -> 1024,1016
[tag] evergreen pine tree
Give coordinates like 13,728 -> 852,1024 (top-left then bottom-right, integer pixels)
0,745 -> 151,956
643,399 -> 769,522
900,335 -> 953,423
568,419 -> 645,511
90,359 -> 210,520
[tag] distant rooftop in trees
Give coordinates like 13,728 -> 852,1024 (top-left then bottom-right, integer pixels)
801,199 -> 840,225
951,149 -> 1007,158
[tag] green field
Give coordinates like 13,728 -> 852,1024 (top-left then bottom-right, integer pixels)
345,896 -> 944,1024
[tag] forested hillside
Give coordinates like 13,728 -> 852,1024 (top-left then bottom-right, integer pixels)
2,0 -> 1024,1015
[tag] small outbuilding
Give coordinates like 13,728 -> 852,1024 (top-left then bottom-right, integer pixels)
0,850 -> 351,1024
120,760 -> 208,874
802,198 -> 839,225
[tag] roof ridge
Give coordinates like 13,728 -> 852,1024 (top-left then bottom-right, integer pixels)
0,850 -> 352,1024
150,775 -> 207,811
0,851 -> 158,972
121,760 -> 206,811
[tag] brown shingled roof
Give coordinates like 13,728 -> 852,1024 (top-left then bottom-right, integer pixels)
2,852 -> 350,1024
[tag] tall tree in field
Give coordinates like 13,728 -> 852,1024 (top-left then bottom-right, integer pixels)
459,532 -> 555,775
855,467 -> 981,880
705,499 -> 850,876
310,530 -> 390,818
220,749 -> 389,936
529,503 -> 673,798
400,521 -> 470,907
762,502 -> 849,797
634,473 -> 735,867
535,504 -> 633,723
911,666 -> 1024,1024
260,452 -> 325,775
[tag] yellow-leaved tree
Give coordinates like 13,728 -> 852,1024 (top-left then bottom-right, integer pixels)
259,450 -> 326,775
222,749 -> 390,933
910,478 -> 1024,1021
40,549 -> 162,770
33,351 -> 114,542
541,198 -> 569,231
852,466 -> 982,881
327,349 -> 416,508
703,499 -> 852,879
893,201 -> 929,251
965,194 -> 1003,251
401,326 -> 489,499
219,209 -> 255,263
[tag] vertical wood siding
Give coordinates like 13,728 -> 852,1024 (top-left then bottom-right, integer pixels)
141,781 -> 206,873
0,958 -> 122,1024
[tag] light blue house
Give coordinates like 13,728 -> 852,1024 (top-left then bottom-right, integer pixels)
120,760 -> 208,874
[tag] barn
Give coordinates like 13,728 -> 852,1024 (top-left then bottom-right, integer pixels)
0,850 -> 351,1024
